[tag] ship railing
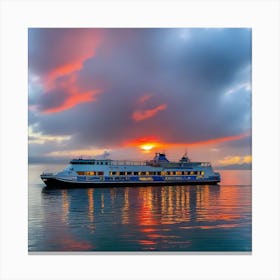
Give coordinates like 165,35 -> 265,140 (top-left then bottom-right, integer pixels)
110,160 -> 211,167
150,161 -> 211,167
111,160 -> 148,166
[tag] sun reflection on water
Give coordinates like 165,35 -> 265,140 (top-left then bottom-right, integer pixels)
38,174 -> 251,251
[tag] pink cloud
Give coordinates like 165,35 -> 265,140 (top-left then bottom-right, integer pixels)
42,89 -> 101,114
132,104 -> 167,122
38,72 -> 102,114
138,93 -> 153,104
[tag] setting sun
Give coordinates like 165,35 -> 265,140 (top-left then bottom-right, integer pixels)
140,143 -> 155,152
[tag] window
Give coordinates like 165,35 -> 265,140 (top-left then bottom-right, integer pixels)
120,172 -> 125,176
134,172 -> 139,175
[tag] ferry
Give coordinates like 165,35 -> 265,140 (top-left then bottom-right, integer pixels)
40,153 -> 220,188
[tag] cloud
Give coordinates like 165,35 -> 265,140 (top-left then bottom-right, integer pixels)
218,155 -> 252,166
28,28 -> 252,164
29,28 -> 103,113
28,126 -> 71,144
132,104 -> 167,122
125,132 -> 249,152
40,88 -> 101,114
138,94 -> 153,104
28,28 -> 102,80
46,148 -> 110,158
30,69 -> 102,114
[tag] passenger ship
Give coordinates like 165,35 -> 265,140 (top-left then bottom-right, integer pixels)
41,153 -> 220,188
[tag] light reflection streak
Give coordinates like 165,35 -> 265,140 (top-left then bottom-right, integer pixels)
121,188 -> 130,224
110,188 -> 116,205
137,187 -> 156,227
87,189 -> 94,223
160,186 -> 191,224
101,192 -> 104,213
61,190 -> 69,224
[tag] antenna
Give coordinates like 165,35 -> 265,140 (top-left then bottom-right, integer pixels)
184,147 -> 188,157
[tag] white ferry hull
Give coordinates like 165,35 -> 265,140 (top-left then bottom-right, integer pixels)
40,153 -> 221,188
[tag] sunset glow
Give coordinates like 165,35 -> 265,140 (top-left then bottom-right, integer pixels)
28,28 -> 251,168
127,132 -> 250,153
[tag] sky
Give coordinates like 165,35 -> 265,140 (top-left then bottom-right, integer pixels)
28,28 -> 251,169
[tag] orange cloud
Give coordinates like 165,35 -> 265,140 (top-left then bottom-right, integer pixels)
38,70 -> 103,114
126,132 -> 250,152
218,155 -> 252,166
181,132 -> 250,147
138,93 -> 153,104
45,53 -> 94,90
132,104 -> 167,122
41,31 -> 102,90
42,89 -> 101,114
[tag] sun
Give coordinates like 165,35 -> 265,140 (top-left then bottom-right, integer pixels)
140,144 -> 154,151
139,143 -> 158,153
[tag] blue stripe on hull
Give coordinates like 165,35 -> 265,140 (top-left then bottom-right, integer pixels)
43,177 -> 220,188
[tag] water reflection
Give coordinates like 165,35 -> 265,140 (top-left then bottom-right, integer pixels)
38,184 -> 251,251
122,188 -> 130,224
61,190 -> 69,224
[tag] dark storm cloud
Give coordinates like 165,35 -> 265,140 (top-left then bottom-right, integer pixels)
28,28 -> 251,151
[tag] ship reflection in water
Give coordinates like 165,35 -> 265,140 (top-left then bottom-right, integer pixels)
29,177 -> 251,252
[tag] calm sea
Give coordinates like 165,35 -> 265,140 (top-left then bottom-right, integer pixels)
28,165 -> 251,252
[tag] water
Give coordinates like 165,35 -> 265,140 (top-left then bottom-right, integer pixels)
28,166 -> 251,252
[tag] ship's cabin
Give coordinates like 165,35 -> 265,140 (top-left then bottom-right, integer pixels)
180,155 -> 190,163
153,153 -> 169,163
